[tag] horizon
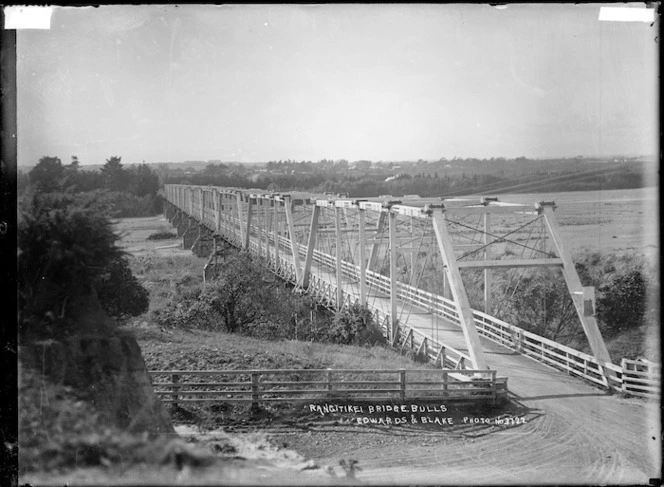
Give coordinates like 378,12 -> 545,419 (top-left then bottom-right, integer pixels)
19,153 -> 656,171
17,5 -> 658,167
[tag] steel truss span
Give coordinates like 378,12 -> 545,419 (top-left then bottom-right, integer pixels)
163,184 -> 658,397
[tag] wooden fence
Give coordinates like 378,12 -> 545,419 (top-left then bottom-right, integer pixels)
149,368 -> 508,407
619,358 -> 661,398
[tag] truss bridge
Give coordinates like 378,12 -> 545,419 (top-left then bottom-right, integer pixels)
163,184 -> 660,398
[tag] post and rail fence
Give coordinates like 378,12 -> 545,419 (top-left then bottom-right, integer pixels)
148,368 -> 508,407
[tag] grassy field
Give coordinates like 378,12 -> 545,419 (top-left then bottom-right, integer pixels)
490,187 -> 658,256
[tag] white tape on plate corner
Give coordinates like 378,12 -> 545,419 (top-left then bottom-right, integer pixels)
3,6 -> 53,30
598,6 -> 656,23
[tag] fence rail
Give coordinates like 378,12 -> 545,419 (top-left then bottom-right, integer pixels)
149,368 -> 507,406
163,185 -> 661,399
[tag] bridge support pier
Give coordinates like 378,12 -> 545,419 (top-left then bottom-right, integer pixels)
163,202 -> 175,221
170,208 -> 181,228
176,214 -> 190,237
192,226 -> 215,258
181,219 -> 199,249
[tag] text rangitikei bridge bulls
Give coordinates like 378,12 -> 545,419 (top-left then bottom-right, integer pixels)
162,184 -> 660,399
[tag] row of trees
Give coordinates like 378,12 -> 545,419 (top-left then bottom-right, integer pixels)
23,156 -> 162,218
25,156 -> 159,197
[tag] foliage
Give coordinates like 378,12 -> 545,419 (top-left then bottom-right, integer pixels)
151,253 -> 386,346
327,303 -> 385,346
28,156 -> 65,192
24,154 -> 163,217
95,257 -> 150,319
147,231 -> 177,240
100,156 -> 127,192
18,191 -> 123,319
493,269 -> 581,343
596,271 -> 647,336
85,189 -> 163,218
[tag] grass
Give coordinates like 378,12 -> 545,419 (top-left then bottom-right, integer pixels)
132,325 -> 435,373
127,254 -> 204,314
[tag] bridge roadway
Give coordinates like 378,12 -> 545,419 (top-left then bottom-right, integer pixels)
271,248 -> 660,483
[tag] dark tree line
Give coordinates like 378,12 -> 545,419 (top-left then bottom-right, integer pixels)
26,156 -> 159,197
23,156 -> 162,217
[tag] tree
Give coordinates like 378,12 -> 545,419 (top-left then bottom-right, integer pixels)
130,164 -> 160,197
198,254 -> 264,333
29,156 -> 64,192
101,156 -> 126,192
61,155 -> 81,190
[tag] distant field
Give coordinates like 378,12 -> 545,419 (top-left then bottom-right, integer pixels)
485,187 -> 658,256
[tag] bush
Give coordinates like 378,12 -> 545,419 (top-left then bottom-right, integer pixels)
18,191 -> 123,321
597,271 -> 647,336
147,231 -> 177,241
95,257 -> 150,319
328,303 -> 385,346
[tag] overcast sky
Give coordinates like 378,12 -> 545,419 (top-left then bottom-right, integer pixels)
17,4 -> 658,166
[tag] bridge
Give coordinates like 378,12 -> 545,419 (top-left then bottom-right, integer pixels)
162,184 -> 659,399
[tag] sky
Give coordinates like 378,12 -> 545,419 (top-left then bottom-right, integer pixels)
16,4 -> 659,166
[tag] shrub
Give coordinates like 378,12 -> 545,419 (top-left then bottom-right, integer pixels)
95,257 -> 150,319
597,271 -> 647,336
18,191 -> 122,322
328,303 -> 385,346
147,231 -> 177,241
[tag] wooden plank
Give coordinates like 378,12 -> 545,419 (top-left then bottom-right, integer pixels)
456,258 -> 563,269
154,382 -> 250,387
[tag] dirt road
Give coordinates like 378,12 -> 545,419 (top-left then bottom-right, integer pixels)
273,337 -> 660,485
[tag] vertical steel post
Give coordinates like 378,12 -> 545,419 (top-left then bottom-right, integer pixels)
199,187 -> 204,222
236,192 -> 245,245
541,205 -> 612,368
334,206 -> 344,310
358,208 -> 367,306
273,201 -> 280,272
368,212 -> 387,271
284,197 -> 303,283
302,205 -> 320,288
484,211 -> 492,314
431,208 -> 488,370
214,190 -> 221,233
243,196 -> 253,250
389,210 -> 398,341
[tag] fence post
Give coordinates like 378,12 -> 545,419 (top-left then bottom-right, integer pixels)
172,374 -> 180,408
491,370 -> 497,404
442,371 -> 448,394
327,369 -> 333,395
400,369 -> 406,401
620,358 -> 628,393
251,372 -> 260,407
